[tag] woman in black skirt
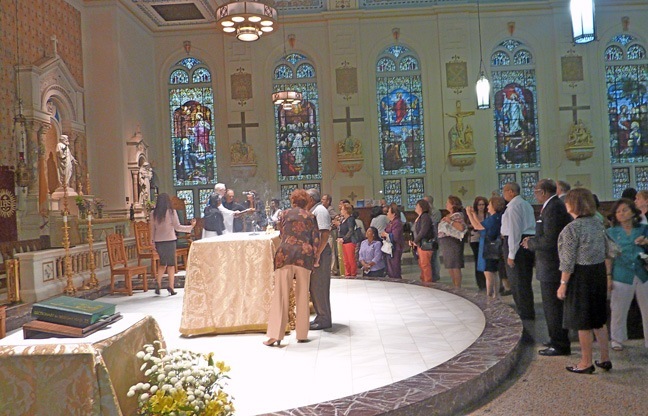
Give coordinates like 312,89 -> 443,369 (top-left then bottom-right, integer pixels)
557,188 -> 611,374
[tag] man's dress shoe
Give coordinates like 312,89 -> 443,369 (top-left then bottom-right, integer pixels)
538,346 -> 571,356
309,322 -> 331,330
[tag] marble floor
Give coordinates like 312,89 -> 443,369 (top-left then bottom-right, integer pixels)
103,279 -> 486,416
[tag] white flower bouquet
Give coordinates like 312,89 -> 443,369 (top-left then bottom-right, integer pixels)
128,341 -> 235,415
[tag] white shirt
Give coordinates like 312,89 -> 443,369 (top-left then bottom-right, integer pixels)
310,203 -> 331,231
501,195 -> 536,259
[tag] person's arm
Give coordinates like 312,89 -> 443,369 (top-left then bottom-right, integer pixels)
171,211 -> 195,233
450,212 -> 466,232
465,208 -> 485,231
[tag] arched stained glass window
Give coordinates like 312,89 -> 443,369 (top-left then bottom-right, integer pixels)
168,57 -> 217,218
273,53 -> 322,182
376,45 -> 425,177
604,34 -> 648,196
490,39 -> 540,171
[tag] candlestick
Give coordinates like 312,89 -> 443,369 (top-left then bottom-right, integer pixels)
61,185 -> 76,295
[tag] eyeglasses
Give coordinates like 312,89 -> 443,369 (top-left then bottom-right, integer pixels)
533,189 -> 543,194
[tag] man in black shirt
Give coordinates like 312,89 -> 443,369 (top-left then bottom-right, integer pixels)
222,189 -> 245,232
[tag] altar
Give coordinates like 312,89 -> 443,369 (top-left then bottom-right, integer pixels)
180,231 -> 281,336
0,314 -> 163,416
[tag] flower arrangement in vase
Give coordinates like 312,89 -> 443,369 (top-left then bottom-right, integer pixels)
128,341 -> 234,416
94,198 -> 105,218
75,195 -> 90,218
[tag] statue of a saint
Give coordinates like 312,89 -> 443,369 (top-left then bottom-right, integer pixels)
138,162 -> 153,205
57,134 -> 77,188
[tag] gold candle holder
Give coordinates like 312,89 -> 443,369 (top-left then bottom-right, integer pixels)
61,186 -> 76,295
84,212 -> 98,289
265,201 -> 274,233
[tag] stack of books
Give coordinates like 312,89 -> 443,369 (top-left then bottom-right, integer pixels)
24,296 -> 121,339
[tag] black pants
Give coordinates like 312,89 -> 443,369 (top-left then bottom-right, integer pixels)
540,280 -> 570,350
470,241 -> 486,290
503,236 -> 535,319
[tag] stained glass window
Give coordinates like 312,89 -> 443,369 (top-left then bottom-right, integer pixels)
521,171 -> 539,203
273,53 -> 322,182
303,183 -> 321,194
612,167 -> 631,199
176,190 -> 195,220
383,179 -> 402,206
604,34 -> 648,165
198,188 -> 212,217
406,178 -> 424,209
636,167 -> 648,191
168,57 -> 217,218
490,39 -> 540,170
280,184 -> 298,209
498,173 -> 517,191
376,45 -> 426,176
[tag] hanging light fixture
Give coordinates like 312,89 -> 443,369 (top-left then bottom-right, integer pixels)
216,0 -> 277,42
271,13 -> 302,109
475,0 -> 491,109
570,0 -> 596,44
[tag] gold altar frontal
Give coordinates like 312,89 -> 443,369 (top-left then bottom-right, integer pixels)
180,231 -> 281,336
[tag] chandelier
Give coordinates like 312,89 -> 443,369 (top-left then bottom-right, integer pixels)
216,1 -> 277,42
475,0 -> 491,109
272,91 -> 302,111
570,0 -> 596,44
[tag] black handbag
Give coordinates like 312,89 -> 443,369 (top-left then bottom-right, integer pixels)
482,236 -> 502,260
420,238 -> 438,251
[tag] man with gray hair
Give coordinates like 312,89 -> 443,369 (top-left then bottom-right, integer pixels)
556,180 -> 570,202
212,183 -> 236,233
306,188 -> 333,330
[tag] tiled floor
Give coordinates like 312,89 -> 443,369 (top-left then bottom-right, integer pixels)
103,278 -> 485,416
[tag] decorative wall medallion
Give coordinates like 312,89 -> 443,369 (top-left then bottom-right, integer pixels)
230,141 -> 258,178
561,50 -> 584,88
565,119 -> 595,165
446,56 -> 468,94
336,136 -> 363,176
0,189 -> 17,218
42,261 -> 55,282
335,61 -> 358,101
231,67 -> 252,106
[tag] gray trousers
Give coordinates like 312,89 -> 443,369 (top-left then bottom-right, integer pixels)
310,244 -> 333,327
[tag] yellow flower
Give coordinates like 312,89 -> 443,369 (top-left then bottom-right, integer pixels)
215,361 -> 230,373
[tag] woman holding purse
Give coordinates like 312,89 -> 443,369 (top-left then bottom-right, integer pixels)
410,199 -> 435,283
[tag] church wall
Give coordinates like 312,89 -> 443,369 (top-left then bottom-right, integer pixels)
83,3 -> 157,209
0,0 -> 82,166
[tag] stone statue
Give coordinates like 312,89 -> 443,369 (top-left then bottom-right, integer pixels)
567,119 -> 594,147
446,101 -> 475,152
230,141 -> 257,165
138,162 -> 153,205
56,134 -> 77,188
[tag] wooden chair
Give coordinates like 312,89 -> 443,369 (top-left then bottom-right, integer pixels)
106,233 -> 148,296
133,221 -> 159,278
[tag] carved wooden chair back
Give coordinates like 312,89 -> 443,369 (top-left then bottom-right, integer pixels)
106,233 -> 128,269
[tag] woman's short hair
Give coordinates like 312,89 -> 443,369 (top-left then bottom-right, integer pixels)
489,196 -> 507,213
388,203 -> 400,217
447,195 -> 463,213
416,199 -> 430,214
341,202 -> 354,215
564,188 -> 597,217
290,189 -> 309,209
609,198 -> 643,227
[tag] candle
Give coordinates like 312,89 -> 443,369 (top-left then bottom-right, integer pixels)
63,215 -> 68,223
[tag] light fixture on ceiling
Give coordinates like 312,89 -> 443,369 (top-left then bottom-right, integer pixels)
216,0 -> 277,42
475,0 -> 490,110
570,0 -> 596,44
271,15 -> 302,110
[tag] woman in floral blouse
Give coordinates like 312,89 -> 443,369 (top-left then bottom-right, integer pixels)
264,189 -> 320,347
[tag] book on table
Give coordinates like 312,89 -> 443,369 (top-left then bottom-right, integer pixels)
31,296 -> 116,328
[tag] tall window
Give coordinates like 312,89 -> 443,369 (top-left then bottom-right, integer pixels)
376,45 -> 426,208
491,39 -> 540,201
168,57 -> 217,218
605,34 -> 648,196
273,53 -> 322,185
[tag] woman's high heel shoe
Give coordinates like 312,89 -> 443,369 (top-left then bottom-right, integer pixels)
595,360 -> 612,371
263,338 -> 281,347
167,287 -> 177,296
566,364 -> 595,374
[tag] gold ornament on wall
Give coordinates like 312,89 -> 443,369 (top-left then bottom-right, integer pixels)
336,61 -> 358,101
565,119 -> 595,165
230,141 -> 258,178
231,67 -> 253,106
445,55 -> 468,94
336,136 -> 363,177
446,101 -> 477,170
561,49 -> 584,88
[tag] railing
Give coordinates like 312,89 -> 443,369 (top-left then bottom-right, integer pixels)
14,237 -> 142,304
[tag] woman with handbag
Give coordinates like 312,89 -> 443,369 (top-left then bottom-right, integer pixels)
359,227 -> 386,277
410,199 -> 435,283
438,196 -> 467,288
605,198 -> 648,351
337,202 -> 358,277
466,196 -> 506,298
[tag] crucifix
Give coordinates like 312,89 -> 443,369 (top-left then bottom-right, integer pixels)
333,107 -> 364,137
559,95 -> 590,124
227,112 -> 259,143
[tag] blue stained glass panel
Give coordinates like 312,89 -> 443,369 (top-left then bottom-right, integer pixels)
399,56 -> 419,71
176,190 -> 195,220
274,65 -> 293,80
611,34 -> 635,46
605,64 -> 648,164
176,57 -> 201,70
406,178 -> 424,209
170,69 -> 189,84
521,171 -> 539,203
491,52 -> 510,67
285,53 -> 307,64
605,46 -> 624,61
513,50 -> 532,65
612,167 -> 631,198
498,173 -> 517,191
492,71 -> 540,169
628,45 -> 646,60
192,68 -> 211,83
377,58 -> 396,72
280,184 -> 298,209
296,64 -> 315,78
636,167 -> 648,190
199,188 -> 212,217
387,45 -> 408,58
383,179 -> 402,206
501,40 -> 522,51
169,87 -> 217,186
303,183 -> 321,193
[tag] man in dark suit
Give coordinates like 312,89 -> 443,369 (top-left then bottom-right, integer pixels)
522,179 -> 572,356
